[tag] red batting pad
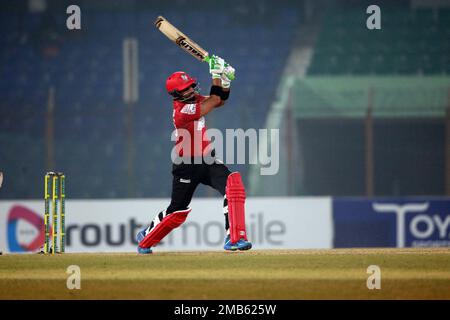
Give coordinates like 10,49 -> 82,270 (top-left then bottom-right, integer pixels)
226,172 -> 247,243
138,208 -> 191,248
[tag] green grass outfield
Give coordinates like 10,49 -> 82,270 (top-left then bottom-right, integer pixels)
0,248 -> 449,299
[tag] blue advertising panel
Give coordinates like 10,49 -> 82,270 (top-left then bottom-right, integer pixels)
333,198 -> 450,248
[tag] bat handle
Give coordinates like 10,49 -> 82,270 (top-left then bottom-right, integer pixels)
203,55 -> 229,66
204,55 -> 235,81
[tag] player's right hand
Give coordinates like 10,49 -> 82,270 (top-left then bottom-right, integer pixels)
208,55 -> 225,79
221,65 -> 235,87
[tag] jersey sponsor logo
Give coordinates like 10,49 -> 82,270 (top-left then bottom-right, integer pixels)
180,178 -> 191,183
180,104 -> 196,115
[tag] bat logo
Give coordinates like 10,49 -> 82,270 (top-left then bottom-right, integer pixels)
176,36 -> 205,60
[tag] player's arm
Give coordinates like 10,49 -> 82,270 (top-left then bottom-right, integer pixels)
201,78 -> 228,109
217,65 -> 234,107
207,56 -> 235,109
200,84 -> 222,116
214,78 -> 226,108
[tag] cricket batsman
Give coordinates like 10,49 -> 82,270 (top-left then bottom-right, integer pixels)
136,56 -> 252,254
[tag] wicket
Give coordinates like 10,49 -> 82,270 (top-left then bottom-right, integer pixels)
44,172 -> 65,254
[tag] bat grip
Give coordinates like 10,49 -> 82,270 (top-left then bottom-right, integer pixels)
204,55 -> 235,81
203,55 -> 229,66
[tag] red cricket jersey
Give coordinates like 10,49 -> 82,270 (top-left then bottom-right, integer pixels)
172,95 -> 212,157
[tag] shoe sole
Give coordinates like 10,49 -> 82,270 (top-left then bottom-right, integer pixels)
137,247 -> 153,254
224,243 -> 252,251
224,246 -> 238,251
238,243 -> 252,251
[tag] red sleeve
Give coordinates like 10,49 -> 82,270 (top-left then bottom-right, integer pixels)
175,103 -> 202,127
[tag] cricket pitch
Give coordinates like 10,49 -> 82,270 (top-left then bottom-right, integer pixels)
0,248 -> 449,299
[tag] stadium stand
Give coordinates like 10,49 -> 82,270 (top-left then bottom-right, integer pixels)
0,1 -> 301,198
308,6 -> 450,75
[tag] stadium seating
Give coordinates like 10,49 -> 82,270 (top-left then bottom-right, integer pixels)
308,7 -> 450,75
0,2 -> 301,199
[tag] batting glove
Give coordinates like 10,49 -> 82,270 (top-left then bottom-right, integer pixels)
208,55 -> 225,79
221,65 -> 235,86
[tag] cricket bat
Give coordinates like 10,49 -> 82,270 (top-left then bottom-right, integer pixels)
154,16 -> 234,80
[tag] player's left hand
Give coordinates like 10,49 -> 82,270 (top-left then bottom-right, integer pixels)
208,55 -> 225,79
